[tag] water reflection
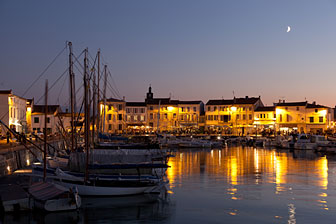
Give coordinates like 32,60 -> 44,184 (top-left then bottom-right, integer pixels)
168,147 -> 330,191
2,190 -> 173,224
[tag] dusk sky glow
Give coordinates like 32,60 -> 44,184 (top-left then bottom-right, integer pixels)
1,0 -> 336,108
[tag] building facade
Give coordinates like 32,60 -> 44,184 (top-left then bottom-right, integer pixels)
31,105 -> 60,134
101,98 -> 126,134
125,102 -> 147,133
0,90 -> 28,135
205,96 -> 264,135
275,101 -> 332,134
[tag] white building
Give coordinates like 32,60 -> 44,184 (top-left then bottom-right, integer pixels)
31,105 -> 60,134
125,102 -> 147,132
0,90 -> 27,135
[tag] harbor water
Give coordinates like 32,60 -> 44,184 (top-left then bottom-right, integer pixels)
3,146 -> 336,223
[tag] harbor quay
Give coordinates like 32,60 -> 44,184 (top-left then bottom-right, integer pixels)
0,86 -> 335,140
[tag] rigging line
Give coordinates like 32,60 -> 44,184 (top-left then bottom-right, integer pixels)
34,51 -> 86,105
35,69 -> 68,105
106,81 -> 121,99
56,75 -> 68,106
107,69 -> 121,98
22,44 -> 67,97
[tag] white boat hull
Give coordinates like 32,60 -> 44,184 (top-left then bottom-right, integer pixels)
52,180 -> 158,196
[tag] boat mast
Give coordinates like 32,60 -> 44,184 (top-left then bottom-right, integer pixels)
68,42 -> 75,152
92,72 -> 96,145
103,65 -> 107,133
84,48 -> 90,183
44,80 -> 48,182
97,50 -> 100,137
157,100 -> 161,133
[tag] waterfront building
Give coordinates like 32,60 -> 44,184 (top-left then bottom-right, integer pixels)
101,98 -> 126,134
205,96 -> 264,135
253,106 -> 276,135
0,90 -> 28,134
145,86 -> 204,132
57,112 -> 84,133
26,99 -> 33,133
275,101 -> 332,134
31,105 -> 60,134
125,102 -> 147,133
177,101 -> 204,132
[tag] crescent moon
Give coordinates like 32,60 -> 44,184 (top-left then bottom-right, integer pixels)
287,26 -> 291,32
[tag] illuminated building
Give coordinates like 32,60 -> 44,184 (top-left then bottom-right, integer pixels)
274,101 -> 332,134
0,90 -> 28,134
57,112 -> 84,133
145,86 -> 204,132
101,98 -> 126,134
125,102 -> 147,133
205,96 -> 263,135
31,105 -> 60,134
26,98 -> 33,133
253,106 -> 276,135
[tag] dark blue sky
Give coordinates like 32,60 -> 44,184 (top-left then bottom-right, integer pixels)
1,0 -> 336,107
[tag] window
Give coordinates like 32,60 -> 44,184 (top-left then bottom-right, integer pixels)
286,114 -> 290,122
319,116 -> 323,123
150,106 -> 153,110
140,115 -> 145,121
118,105 -> 122,111
285,107 -> 288,110
207,106 -> 211,111
134,108 -> 138,113
187,107 -> 190,112
249,107 -> 252,111
274,114 -> 276,119
279,114 -> 282,122
173,113 -> 176,118
140,108 -> 145,113
243,115 -> 246,120
34,117 -> 39,123
315,109 -> 318,113
108,114 -> 112,120
296,107 -> 299,111
118,124 -> 122,130
214,115 -> 218,121
164,113 -> 168,119
309,117 -> 314,123
181,107 -> 185,112
214,106 -> 217,111
150,113 -> 153,119
236,115 -> 240,120
47,118 -> 50,123
109,105 -> 112,110
118,114 -> 122,120
126,108 -> 130,113
180,115 -> 184,121
108,124 -> 112,130
249,114 -> 252,120
193,107 -> 196,112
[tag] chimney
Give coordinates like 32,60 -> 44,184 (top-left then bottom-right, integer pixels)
313,101 -> 316,105
283,100 -> 285,103
245,96 -> 248,99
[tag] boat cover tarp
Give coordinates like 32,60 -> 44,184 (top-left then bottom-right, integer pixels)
0,184 -> 28,201
88,163 -> 168,169
28,182 -> 67,201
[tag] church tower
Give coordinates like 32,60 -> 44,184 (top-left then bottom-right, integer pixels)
146,85 -> 153,100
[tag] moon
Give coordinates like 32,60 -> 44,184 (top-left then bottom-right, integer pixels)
287,26 -> 291,32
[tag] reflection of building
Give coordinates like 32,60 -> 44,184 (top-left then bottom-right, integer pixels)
205,96 -> 264,135
101,98 -> 126,134
31,105 -> 60,134
275,101 -> 332,134
0,90 -> 28,134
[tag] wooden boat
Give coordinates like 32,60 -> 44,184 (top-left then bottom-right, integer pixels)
28,182 -> 81,212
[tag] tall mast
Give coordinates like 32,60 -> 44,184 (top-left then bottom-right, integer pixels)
157,100 -> 161,133
68,41 -> 75,152
92,72 -> 96,145
84,48 -> 89,183
43,80 -> 48,182
103,65 -> 107,133
97,50 -> 100,136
